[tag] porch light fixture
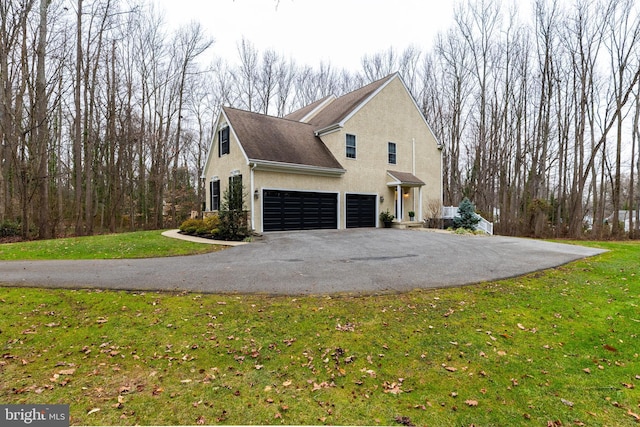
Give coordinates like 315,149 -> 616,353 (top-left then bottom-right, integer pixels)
380,196 -> 384,203
403,188 -> 410,198
254,189 -> 259,199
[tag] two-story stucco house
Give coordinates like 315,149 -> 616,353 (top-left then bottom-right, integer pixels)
202,72 -> 442,232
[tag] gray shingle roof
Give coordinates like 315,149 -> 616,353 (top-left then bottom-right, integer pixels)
284,95 -> 333,122
387,170 -> 425,186
223,107 -> 343,170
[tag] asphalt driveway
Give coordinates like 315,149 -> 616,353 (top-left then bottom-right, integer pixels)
0,229 -> 605,295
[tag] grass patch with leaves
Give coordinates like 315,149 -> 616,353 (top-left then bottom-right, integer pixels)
0,241 -> 638,425
0,230 -> 223,260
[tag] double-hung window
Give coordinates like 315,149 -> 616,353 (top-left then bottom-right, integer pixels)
219,126 -> 230,156
388,142 -> 397,164
346,134 -> 356,159
210,179 -> 220,211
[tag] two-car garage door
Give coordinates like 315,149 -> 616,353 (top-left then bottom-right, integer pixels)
263,190 -> 338,231
262,190 -> 376,232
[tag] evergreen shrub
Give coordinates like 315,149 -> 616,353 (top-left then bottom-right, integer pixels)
453,197 -> 481,231
179,218 -> 202,235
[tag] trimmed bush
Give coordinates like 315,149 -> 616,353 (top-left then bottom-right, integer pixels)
179,214 -> 222,238
203,214 -> 220,231
195,226 -> 210,236
179,218 -> 203,235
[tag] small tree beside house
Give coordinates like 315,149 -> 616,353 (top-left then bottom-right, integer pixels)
453,197 -> 480,231
217,177 -> 251,241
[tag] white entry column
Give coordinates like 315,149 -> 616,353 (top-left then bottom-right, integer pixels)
418,186 -> 423,220
396,184 -> 402,221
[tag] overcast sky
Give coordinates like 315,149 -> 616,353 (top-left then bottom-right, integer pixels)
153,0 -> 456,71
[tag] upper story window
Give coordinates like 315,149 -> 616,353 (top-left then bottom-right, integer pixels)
218,126 -> 230,157
388,142 -> 397,164
346,134 -> 356,159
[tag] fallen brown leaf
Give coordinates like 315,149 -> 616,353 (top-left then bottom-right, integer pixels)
383,381 -> 403,394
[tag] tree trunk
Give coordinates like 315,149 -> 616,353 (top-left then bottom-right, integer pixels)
74,0 -> 83,235
35,0 -> 49,239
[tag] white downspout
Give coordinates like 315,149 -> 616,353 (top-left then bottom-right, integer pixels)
412,137 -> 416,214
250,163 -> 256,231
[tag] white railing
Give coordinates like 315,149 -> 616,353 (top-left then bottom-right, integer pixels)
442,206 -> 494,235
475,216 -> 494,235
442,206 -> 458,218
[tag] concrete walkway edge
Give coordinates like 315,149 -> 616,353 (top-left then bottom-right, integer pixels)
161,229 -> 248,246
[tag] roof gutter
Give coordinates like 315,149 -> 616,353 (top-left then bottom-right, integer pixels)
314,123 -> 342,137
250,159 -> 345,177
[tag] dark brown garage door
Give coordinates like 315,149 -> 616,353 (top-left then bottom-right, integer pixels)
263,190 -> 338,231
346,194 -> 377,228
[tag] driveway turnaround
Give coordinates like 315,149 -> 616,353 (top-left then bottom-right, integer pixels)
0,229 -> 606,295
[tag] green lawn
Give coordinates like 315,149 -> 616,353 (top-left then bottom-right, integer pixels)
0,230 -> 223,260
0,239 -> 638,425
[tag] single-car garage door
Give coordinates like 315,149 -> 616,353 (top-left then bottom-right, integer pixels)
263,190 -> 338,231
346,194 -> 377,228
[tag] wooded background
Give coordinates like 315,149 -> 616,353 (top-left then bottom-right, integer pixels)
1,0 -> 639,239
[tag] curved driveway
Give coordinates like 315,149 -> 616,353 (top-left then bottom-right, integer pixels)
0,229 -> 605,295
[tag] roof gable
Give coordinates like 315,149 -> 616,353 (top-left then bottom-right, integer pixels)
307,73 -> 397,132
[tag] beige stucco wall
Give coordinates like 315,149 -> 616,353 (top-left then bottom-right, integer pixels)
203,116 -> 251,211
319,77 -> 442,223
203,76 -> 442,232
